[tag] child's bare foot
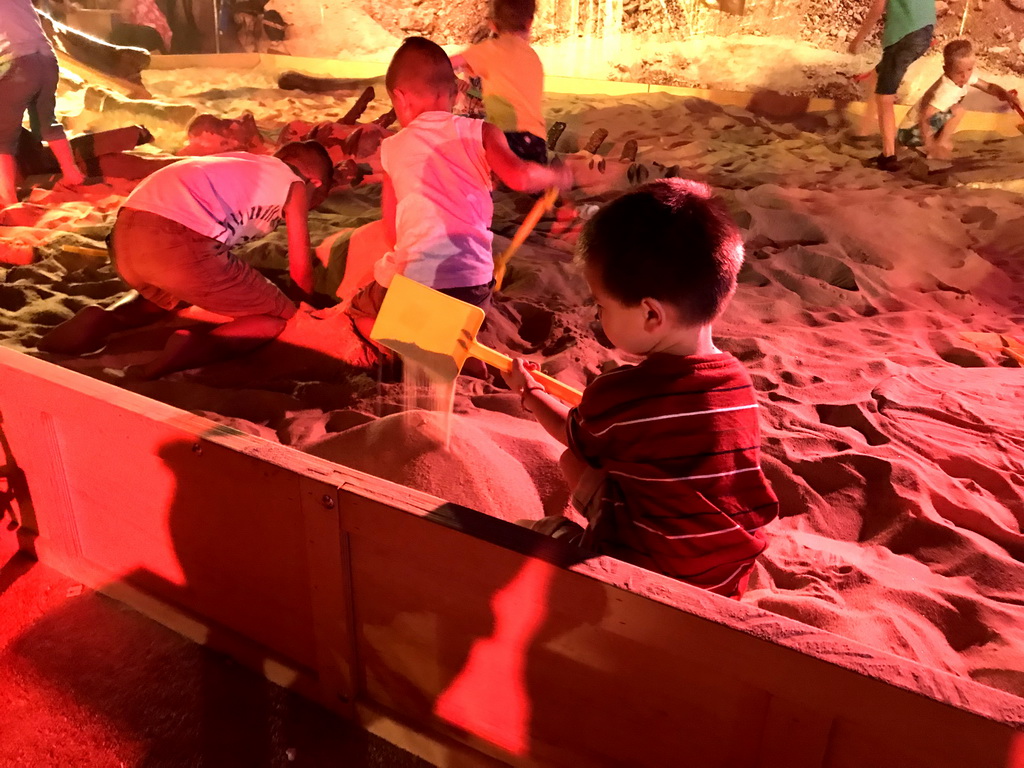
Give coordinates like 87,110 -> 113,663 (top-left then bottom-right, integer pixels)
38,305 -> 114,354
928,142 -> 954,160
58,166 -> 87,187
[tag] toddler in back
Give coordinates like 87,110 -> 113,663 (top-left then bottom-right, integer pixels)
449,0 -> 548,164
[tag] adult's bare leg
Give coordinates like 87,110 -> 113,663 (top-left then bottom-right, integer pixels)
877,93 -> 898,158
38,291 -> 168,354
138,313 -> 288,378
0,154 -> 17,207
853,72 -> 879,138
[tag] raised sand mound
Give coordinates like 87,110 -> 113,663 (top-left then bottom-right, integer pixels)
304,409 -> 559,523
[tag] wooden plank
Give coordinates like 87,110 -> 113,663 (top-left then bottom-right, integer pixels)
340,491 -> 1024,768
0,351 -> 320,671
57,49 -> 150,99
1,346 -> 1022,768
301,479 -> 356,712
146,52 -> 263,70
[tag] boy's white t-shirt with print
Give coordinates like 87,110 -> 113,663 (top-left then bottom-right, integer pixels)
124,153 -> 300,247
902,73 -> 979,127
375,111 -> 494,291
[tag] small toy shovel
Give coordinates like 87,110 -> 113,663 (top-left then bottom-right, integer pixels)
370,274 -> 583,405
492,187 -> 560,292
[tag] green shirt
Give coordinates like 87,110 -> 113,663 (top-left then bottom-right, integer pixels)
882,0 -> 935,48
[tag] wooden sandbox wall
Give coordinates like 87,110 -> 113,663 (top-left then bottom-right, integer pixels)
1,346 -> 1022,767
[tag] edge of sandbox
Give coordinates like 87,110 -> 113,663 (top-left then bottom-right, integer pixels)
1,344 -> 1022,768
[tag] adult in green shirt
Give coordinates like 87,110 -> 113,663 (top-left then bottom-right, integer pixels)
849,0 -> 935,170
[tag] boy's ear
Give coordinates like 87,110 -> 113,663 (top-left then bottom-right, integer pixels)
390,87 -> 409,110
641,297 -> 666,330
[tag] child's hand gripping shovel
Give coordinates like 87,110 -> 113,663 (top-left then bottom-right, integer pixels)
492,187 -> 560,292
1005,90 -> 1024,134
370,274 -> 583,405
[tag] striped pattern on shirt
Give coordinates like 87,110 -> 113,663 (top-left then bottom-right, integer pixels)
566,352 -> 778,597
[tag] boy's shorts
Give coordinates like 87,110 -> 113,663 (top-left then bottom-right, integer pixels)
504,131 -> 548,165
346,278 -> 494,321
897,108 -> 953,147
0,52 -> 66,155
875,25 -> 932,96
110,208 -> 295,319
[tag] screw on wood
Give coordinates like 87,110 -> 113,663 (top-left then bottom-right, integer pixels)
192,443 -> 202,455
321,494 -> 335,509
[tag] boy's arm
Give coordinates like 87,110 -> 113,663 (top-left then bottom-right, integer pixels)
449,53 -> 471,72
381,171 -> 398,250
524,388 -> 572,445
976,80 -> 1013,103
283,180 -> 314,295
482,122 -> 572,193
369,171 -> 408,288
918,102 -> 940,151
848,0 -> 887,54
504,358 -> 571,444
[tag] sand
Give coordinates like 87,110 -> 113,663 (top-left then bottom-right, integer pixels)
2,62 -> 1024,701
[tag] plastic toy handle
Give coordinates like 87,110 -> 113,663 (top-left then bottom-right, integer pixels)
493,187 -> 560,292
468,340 -> 583,406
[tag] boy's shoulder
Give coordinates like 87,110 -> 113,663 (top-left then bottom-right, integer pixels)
581,352 -> 751,414
467,33 -> 540,60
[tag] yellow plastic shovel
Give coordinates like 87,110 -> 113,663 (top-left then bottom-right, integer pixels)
370,274 -> 583,405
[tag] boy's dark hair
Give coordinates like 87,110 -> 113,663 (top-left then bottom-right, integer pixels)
578,179 -> 744,326
275,141 -> 334,186
943,39 -> 973,69
491,0 -> 536,33
385,36 -> 456,97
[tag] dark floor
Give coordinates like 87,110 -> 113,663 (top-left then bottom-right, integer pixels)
0,537 -> 433,768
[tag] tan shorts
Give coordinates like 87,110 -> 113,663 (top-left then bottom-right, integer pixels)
110,208 -> 295,319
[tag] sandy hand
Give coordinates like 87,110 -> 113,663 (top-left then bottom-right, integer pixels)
502,358 -> 541,395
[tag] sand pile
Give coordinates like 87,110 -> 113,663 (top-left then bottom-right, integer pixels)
304,407 -> 566,522
3,67 -> 1024,698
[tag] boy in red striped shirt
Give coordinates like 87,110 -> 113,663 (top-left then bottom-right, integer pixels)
505,178 -> 778,598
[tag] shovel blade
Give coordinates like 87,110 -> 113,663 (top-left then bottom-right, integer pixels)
370,275 -> 485,379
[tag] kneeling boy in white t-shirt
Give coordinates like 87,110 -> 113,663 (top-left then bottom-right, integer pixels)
898,39 -> 1015,159
40,142 -> 333,378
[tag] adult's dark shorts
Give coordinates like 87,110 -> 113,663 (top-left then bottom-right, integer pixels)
875,25 -> 933,96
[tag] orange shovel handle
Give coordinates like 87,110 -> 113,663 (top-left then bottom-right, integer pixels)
468,340 -> 583,406
493,187 -> 560,292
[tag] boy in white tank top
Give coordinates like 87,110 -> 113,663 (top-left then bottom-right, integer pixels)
344,36 -> 570,333
40,142 -> 333,378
